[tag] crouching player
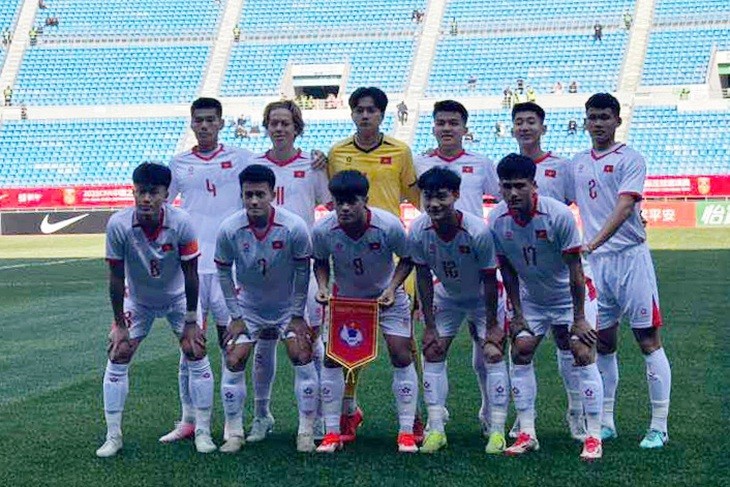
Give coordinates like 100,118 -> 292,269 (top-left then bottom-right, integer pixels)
97,162 -> 215,458
312,170 -> 419,453
406,167 -> 499,453
215,164 -> 319,453
488,154 -> 603,460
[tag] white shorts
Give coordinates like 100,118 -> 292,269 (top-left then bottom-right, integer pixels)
435,298 -> 486,341
199,272 -> 230,330
588,243 -> 663,330
124,294 -> 203,340
522,292 -> 598,337
322,289 -> 412,343
234,308 -> 291,345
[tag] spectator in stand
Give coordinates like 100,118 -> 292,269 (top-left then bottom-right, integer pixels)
38,0 -> 47,8
397,101 -> 409,125
21,104 -> 28,120
450,18 -> 458,35
526,86 -> 537,102
569,80 -> 579,94
552,81 -> 563,95
623,11 -> 633,30
468,75 -> 477,91
2,29 -> 11,47
4,85 -> 13,106
235,125 -> 248,139
233,25 -> 241,42
29,26 -> 38,46
593,22 -> 603,42
503,87 -> 514,108
567,119 -> 578,135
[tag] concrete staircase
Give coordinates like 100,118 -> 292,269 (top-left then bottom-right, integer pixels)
0,0 -> 40,98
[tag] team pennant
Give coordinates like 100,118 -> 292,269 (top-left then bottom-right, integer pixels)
326,297 -> 379,373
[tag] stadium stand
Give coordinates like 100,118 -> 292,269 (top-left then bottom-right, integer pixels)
653,0 -> 730,25
427,32 -> 628,96
412,109 -> 591,161
0,0 -> 22,29
13,45 -> 209,105
0,118 -> 186,186
442,0 -> 636,30
31,0 -> 224,39
629,106 -> 730,175
221,40 -> 416,96
239,0 -> 426,36
642,28 -> 730,85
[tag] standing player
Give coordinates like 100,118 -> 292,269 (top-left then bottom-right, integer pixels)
245,100 -> 331,442
489,154 -> 603,460
215,164 -> 319,453
407,167 -> 499,453
164,97 -> 253,444
413,100 -> 500,435
312,170 -> 419,454
571,93 -> 671,449
511,101 -> 595,440
327,86 -> 422,442
97,163 -> 215,458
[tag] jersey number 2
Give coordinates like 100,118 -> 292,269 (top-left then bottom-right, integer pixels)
588,179 -> 598,199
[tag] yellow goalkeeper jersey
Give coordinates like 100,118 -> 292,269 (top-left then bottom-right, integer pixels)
327,134 -> 420,217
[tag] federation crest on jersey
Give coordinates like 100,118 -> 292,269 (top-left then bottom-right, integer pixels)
327,297 -> 379,373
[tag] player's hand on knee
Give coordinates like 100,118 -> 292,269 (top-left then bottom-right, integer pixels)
286,316 -> 314,364
224,318 -> 249,353
377,288 -> 396,308
509,314 -> 533,342
422,326 -> 444,358
181,322 -> 207,360
570,317 -> 597,347
108,323 -> 133,362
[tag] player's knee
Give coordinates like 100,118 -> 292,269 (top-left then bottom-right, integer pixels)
109,339 -> 136,364
225,349 -> 247,373
634,327 -> 662,355
597,326 -> 618,354
180,339 -> 206,362
287,343 -> 313,366
570,341 -> 595,366
389,348 -> 412,368
511,339 -> 535,365
484,342 -> 504,364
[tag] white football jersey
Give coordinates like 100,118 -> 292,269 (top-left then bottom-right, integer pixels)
408,210 -> 497,306
312,207 -> 408,299
251,150 -> 331,227
106,204 -> 200,307
168,144 -> 252,273
414,150 -> 500,218
569,144 -> 647,254
490,196 -> 582,308
215,206 -> 312,326
533,152 -> 573,203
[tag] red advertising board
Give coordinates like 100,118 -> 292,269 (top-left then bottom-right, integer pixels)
644,175 -> 730,198
0,185 -> 134,210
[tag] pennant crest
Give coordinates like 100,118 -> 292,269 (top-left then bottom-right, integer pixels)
327,297 -> 379,371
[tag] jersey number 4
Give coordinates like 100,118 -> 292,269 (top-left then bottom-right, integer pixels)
206,179 -> 217,197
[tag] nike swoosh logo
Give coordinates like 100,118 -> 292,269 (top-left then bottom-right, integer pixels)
40,214 -> 90,234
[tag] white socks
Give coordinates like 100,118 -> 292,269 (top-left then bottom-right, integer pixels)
577,362 -> 603,438
472,343 -> 490,423
486,360 -> 509,434
253,338 -> 278,419
597,352 -> 619,430
294,362 -> 319,435
320,366 -> 345,434
645,347 -> 671,433
510,363 -> 537,437
221,366 -> 246,437
103,361 -> 129,438
187,356 -> 214,435
392,363 -> 418,434
423,361 -> 448,433
557,349 -> 581,415
178,352 -> 194,425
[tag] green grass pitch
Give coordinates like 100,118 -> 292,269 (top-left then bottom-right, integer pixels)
0,229 -> 728,486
